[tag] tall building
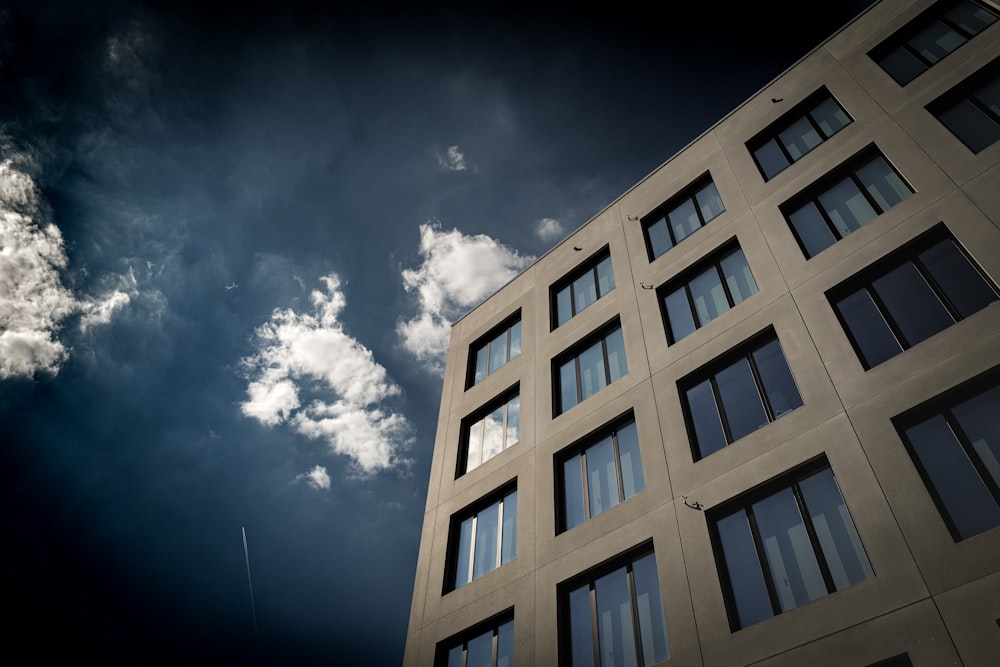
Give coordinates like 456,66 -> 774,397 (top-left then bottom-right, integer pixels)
404,1 -> 1000,664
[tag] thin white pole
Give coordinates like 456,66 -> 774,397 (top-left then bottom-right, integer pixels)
242,526 -> 260,648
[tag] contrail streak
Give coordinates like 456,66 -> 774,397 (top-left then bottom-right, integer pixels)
242,526 -> 260,649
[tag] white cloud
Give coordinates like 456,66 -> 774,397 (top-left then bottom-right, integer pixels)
397,223 -> 534,375
79,290 -> 131,332
298,465 -> 331,491
437,145 -> 467,171
534,217 -> 565,242
241,274 -> 413,476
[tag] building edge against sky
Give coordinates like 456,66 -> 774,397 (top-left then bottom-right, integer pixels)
405,0 -> 1000,665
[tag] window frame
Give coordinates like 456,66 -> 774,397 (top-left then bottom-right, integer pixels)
779,146 -> 914,259
656,238 -> 759,344
679,328 -> 803,461
640,172 -> 726,261
445,482 -> 518,593
827,224 -> 998,370
708,457 -> 874,632
555,411 -> 646,533
892,366 -> 1000,542
868,0 -> 999,86
466,310 -> 522,389
436,610 -> 515,667
552,318 -> 629,418
926,55 -> 1000,153
457,384 -> 521,479
550,246 -> 616,329
746,87 -> 853,181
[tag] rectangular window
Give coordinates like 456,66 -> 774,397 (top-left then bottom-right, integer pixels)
869,0 -> 998,86
642,173 -> 725,261
927,56 -> 1000,153
894,369 -> 1000,541
710,459 -> 874,631
468,313 -> 522,388
448,487 -> 518,591
558,414 -> 646,533
459,387 -> 520,477
781,149 -> 913,258
552,247 -> 616,328
439,615 -> 515,667
554,320 -> 628,416
562,546 -> 670,667
748,88 -> 852,181
681,330 -> 803,460
658,240 -> 758,344
829,226 -> 998,369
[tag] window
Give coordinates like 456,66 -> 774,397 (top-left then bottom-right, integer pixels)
642,173 -> 725,260
558,415 -> 646,533
552,248 -> 616,328
459,388 -> 520,477
869,0 -> 998,85
448,487 -> 517,591
710,459 -> 874,631
894,370 -> 1000,541
440,616 -> 514,667
468,313 -> 522,388
554,321 -> 628,416
928,56 -> 1000,152
748,88 -> 852,181
829,226 -> 998,369
659,241 -> 758,344
681,330 -> 803,460
781,149 -> 913,258
562,547 -> 670,667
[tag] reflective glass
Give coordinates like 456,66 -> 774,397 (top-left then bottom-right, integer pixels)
616,422 -> 645,500
720,249 -> 758,305
818,177 -> 877,237
754,138 -> 790,180
561,359 -> 579,412
578,340 -> 608,402
509,321 -> 522,360
752,487 -> 826,612
587,436 -> 620,518
501,492 -> 517,565
594,567 -> 638,667
497,620 -> 514,667
798,468 -> 874,590
563,455 -> 586,530
695,181 -> 725,223
473,502 -> 499,580
481,405 -> 506,464
474,347 -> 488,385
937,99 -> 1000,152
466,629 -> 493,667
944,0 -> 997,35
596,256 -> 616,297
557,287 -> 574,326
752,339 -> 803,419
779,116 -> 822,161
466,418 -> 484,472
856,157 -> 911,211
568,585 -> 596,667
716,357 -> 768,442
952,385 -> 1000,500
918,238 -> 998,318
456,516 -> 474,588
605,327 -> 628,383
647,218 -> 673,259
810,96 -> 851,137
687,379 -> 727,459
668,198 -> 700,244
573,271 -> 598,315
506,395 -> 520,448
717,511 -> 774,628
447,645 -> 464,667
980,75 -> 1000,115
872,262 -> 953,347
488,330 -> 509,374
910,20 -> 965,64
835,289 -> 903,368
788,201 -> 837,257
664,288 -> 697,342
689,265 -> 729,326
878,48 -> 926,85
632,553 -> 670,665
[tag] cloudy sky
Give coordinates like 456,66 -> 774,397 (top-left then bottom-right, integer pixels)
1,1 -> 872,663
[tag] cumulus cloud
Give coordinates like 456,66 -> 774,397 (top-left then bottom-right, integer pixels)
397,223 -> 534,375
79,290 -> 132,332
241,274 -> 413,475
437,145 -> 466,171
534,217 -> 565,242
297,465 -> 331,491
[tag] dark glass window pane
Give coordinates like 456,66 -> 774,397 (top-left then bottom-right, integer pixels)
568,585 -> 596,667
647,218 -> 673,259
695,181 -> 725,223
919,239 -> 998,318
910,20 -> 966,64
456,516 -> 474,588
716,357 -> 768,442
798,468 -> 874,590
905,414 -> 1000,539
668,198 -> 701,245
688,379 -> 727,458
501,492 -> 517,565
788,201 -> 837,257
594,567 -> 638,667
856,157 -> 911,212
474,347 -> 488,385
980,76 -> 1000,115
489,330 -> 509,374
751,339 -> 803,418
952,385 -> 1000,493
596,256 -> 616,297
689,265 -> 729,326
587,436 -> 620,518
752,487 -> 827,612
818,177 -> 877,237
573,271 -> 598,315
561,359 -> 579,412
563,455 -> 586,531
447,644 -> 463,667
497,620 -> 514,667
605,327 -> 628,383
466,629 -> 493,667
473,502 -> 499,580
617,422 -> 645,500
632,553 -> 671,665
810,97 -> 851,137
717,511 -> 774,628
879,48 -> 927,85
779,116 -> 823,161
578,341 -> 607,402
557,287 -> 573,326
720,249 -> 758,305
754,138 -> 790,180
944,1 -> 998,35
871,262 -> 953,347
664,289 -> 697,342
835,289 -> 903,368
937,99 -> 1000,152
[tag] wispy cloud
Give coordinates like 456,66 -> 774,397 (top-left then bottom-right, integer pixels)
241,273 -> 413,476
397,223 -> 534,375
297,465 -> 331,490
534,217 -> 565,242
436,145 -> 467,171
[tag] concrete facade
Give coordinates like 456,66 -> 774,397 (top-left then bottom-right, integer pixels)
405,1 -> 1000,665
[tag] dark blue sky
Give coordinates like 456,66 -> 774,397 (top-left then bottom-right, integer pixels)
1,1 -> 872,663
